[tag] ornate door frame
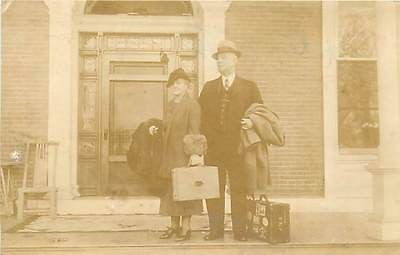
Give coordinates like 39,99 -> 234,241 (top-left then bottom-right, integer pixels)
74,2 -> 203,196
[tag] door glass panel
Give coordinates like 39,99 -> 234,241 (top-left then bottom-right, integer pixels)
109,81 -> 164,155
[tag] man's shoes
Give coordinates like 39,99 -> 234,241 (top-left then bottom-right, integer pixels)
234,234 -> 248,242
203,231 -> 224,241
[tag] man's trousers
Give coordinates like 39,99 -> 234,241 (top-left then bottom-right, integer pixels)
205,158 -> 248,237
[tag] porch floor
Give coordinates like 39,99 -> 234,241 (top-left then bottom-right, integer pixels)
2,213 -> 400,255
2,212 -> 399,244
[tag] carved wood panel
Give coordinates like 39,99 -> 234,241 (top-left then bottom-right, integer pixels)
105,35 -> 175,51
80,33 -> 97,50
78,160 -> 98,195
80,80 -> 97,132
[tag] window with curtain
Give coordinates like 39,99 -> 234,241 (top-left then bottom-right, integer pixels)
337,1 -> 379,148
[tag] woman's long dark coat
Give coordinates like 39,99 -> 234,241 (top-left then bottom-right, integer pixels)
159,93 -> 203,216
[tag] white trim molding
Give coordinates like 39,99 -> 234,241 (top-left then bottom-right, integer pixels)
367,1 -> 400,241
1,0 -> 14,13
48,0 -> 76,199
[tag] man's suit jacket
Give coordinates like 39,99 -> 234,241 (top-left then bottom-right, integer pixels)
199,76 -> 263,165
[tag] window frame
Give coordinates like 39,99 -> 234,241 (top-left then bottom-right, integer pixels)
335,1 -> 380,154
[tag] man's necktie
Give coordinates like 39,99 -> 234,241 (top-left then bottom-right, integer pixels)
220,78 -> 230,131
224,78 -> 230,90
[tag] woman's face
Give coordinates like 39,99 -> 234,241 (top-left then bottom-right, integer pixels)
169,78 -> 188,97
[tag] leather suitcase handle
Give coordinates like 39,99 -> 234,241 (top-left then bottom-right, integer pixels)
194,181 -> 204,187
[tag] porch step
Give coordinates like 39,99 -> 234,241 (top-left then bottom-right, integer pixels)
2,231 -> 400,255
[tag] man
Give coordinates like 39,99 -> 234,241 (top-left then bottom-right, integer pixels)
199,40 -> 263,241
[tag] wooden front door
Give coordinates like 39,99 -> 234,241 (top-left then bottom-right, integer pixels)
78,33 -> 198,196
101,52 -> 174,195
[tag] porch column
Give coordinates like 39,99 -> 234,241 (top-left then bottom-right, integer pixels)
367,1 -> 400,240
199,1 -> 231,82
48,0 -> 77,199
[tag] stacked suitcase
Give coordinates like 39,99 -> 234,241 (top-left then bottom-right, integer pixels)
246,195 -> 290,243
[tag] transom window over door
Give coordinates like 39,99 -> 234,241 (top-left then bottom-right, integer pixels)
84,1 -> 193,16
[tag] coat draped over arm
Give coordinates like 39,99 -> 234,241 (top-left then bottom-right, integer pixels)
238,103 -> 285,193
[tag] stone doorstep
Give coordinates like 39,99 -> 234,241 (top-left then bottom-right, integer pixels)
8,214 -> 226,233
9,195 -> 378,215
56,196 -> 232,215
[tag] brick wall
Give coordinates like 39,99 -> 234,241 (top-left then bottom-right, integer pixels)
1,0 -> 49,165
226,1 -> 324,196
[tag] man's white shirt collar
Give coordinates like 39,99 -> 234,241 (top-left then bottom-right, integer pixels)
222,73 -> 236,89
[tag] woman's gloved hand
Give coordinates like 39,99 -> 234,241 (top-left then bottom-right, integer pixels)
149,125 -> 159,136
189,154 -> 204,166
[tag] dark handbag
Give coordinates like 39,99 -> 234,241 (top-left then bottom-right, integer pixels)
246,194 -> 290,243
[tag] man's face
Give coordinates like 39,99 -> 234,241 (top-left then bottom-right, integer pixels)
216,52 -> 237,75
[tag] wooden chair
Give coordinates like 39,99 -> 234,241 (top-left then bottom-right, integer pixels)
16,140 -> 59,220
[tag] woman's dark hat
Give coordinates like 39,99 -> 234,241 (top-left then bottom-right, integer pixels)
167,68 -> 191,87
212,40 -> 242,60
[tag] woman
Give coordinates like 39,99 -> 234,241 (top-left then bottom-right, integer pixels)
152,68 -> 206,241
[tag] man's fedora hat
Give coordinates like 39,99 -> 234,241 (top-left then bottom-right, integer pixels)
212,40 -> 242,60
167,68 -> 191,87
